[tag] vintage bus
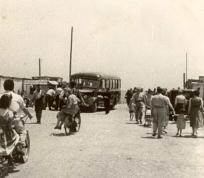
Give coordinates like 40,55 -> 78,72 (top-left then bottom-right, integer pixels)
70,72 -> 121,112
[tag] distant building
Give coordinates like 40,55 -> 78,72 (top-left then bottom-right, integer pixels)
0,75 -> 31,94
199,76 -> 204,82
0,75 -> 64,97
186,76 -> 204,100
185,79 -> 200,89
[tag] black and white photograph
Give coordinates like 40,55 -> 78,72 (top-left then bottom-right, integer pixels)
1,0 -> 204,177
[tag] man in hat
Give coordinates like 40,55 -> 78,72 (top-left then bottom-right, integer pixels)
151,87 -> 175,138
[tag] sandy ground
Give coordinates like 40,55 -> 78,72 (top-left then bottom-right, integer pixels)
3,104 -> 204,178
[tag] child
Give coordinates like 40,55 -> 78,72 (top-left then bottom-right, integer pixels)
176,109 -> 186,137
144,109 -> 152,127
0,94 -> 18,148
144,89 -> 153,127
128,98 -> 135,121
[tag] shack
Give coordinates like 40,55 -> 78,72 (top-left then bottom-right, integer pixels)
0,75 -> 30,94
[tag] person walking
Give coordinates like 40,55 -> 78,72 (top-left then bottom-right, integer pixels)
144,89 -> 153,127
175,90 -> 187,115
128,97 -> 135,121
162,89 -> 171,134
174,90 -> 187,136
104,88 -> 111,114
33,85 -> 44,124
125,88 -> 133,107
151,87 -> 175,139
132,87 -> 146,124
188,90 -> 204,137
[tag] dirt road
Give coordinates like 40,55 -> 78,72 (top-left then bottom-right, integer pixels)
5,104 -> 204,178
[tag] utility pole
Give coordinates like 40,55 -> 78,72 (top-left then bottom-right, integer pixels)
69,26 -> 73,82
183,73 -> 186,89
186,52 -> 188,82
39,58 -> 41,77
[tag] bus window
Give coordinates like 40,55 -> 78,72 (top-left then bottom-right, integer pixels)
106,80 -> 110,89
115,80 -> 118,89
102,79 -> 105,88
117,80 -> 119,89
113,80 -> 115,89
110,80 -> 112,89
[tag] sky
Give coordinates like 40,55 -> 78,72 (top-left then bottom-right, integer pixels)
1,0 -> 204,90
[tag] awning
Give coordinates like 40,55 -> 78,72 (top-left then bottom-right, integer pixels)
24,79 -> 48,85
48,81 -> 58,85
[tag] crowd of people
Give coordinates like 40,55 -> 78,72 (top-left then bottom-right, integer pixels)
0,79 -> 87,165
31,81 -> 85,131
125,86 -> 204,138
0,79 -> 203,158
0,79 -> 83,145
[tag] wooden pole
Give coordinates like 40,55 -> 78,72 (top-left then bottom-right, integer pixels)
69,27 -> 73,82
39,58 -> 41,77
186,52 -> 188,82
183,73 -> 186,89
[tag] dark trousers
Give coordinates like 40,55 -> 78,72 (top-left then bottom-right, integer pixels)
55,95 -> 60,110
104,99 -> 110,114
46,95 -> 54,110
35,110 -> 42,123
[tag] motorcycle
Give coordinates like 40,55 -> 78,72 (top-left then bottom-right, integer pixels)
0,115 -> 30,166
64,112 -> 81,135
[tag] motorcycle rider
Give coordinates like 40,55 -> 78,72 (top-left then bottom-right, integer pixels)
54,87 -> 79,131
3,79 -> 32,145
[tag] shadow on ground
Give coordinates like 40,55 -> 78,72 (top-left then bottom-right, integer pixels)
126,122 -> 136,125
141,136 -> 156,139
0,163 -> 20,177
171,135 -> 204,139
51,132 -> 76,137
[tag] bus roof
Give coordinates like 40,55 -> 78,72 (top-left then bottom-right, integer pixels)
71,72 -> 121,80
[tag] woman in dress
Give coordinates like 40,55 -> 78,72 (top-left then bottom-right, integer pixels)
174,90 -> 187,136
188,90 -> 204,137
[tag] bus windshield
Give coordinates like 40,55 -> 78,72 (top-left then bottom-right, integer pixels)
74,78 -> 99,89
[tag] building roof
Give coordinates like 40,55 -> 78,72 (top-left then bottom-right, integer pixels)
0,75 -> 31,80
